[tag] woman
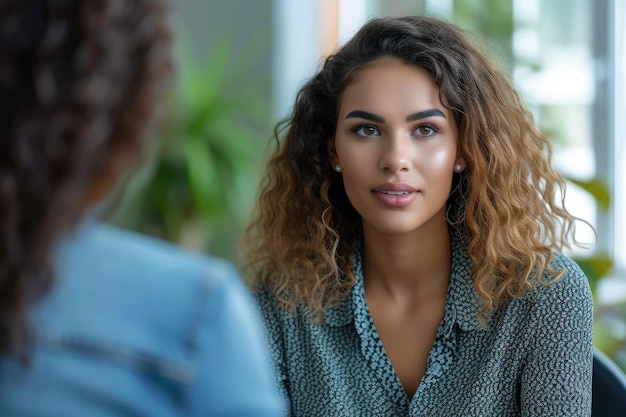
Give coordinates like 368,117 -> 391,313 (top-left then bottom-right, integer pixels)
0,1 -> 284,415
243,16 -> 593,416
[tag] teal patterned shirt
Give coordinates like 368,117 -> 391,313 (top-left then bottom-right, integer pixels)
255,236 -> 593,416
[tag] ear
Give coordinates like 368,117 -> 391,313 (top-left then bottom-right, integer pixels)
327,138 -> 339,167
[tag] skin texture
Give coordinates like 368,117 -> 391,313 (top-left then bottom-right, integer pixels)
328,58 -> 466,395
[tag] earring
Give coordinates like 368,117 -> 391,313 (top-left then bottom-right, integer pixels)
334,164 -> 342,173
454,164 -> 462,173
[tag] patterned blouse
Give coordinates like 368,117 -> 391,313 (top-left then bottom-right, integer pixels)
255,236 -> 593,417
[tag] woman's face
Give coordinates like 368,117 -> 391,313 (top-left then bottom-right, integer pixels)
329,59 -> 464,237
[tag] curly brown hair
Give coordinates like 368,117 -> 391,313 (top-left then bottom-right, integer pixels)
242,16 -> 582,319
0,0 -> 172,357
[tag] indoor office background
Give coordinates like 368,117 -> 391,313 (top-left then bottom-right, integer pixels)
109,0 -> 626,368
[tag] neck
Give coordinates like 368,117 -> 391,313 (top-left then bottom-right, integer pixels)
362,215 -> 452,308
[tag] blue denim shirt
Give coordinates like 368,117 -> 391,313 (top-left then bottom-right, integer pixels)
0,222 -> 286,417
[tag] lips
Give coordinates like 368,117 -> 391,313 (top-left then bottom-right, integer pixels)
371,183 -> 419,207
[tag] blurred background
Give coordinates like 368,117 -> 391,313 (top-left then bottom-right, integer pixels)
108,0 -> 626,369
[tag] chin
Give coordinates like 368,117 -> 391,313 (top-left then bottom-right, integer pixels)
364,221 -> 425,236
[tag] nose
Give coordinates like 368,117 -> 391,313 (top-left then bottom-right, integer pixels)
378,134 -> 411,173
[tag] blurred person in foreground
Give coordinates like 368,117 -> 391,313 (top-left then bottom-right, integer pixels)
0,0 -> 285,416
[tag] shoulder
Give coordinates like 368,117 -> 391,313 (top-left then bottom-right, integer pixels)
535,252 -> 592,303
253,284 -> 316,326
253,285 -> 290,336
36,222 -> 250,357
252,284 -> 317,347
60,222 -> 223,273
515,251 -> 593,329
56,221 -> 241,291
52,221 -> 251,318
254,285 -> 279,314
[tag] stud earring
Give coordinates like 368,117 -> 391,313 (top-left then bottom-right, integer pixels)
335,164 -> 342,173
454,164 -> 462,173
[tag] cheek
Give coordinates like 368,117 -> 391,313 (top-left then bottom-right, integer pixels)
335,144 -> 374,180
340,166 -> 367,198
419,148 -> 458,196
424,147 -> 457,175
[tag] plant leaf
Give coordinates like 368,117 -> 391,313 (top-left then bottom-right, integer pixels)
567,177 -> 611,211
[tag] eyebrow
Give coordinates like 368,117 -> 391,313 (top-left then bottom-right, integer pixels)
406,109 -> 447,121
344,110 -> 385,122
344,108 -> 447,123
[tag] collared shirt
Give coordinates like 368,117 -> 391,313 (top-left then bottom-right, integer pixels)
255,236 -> 593,417
0,222 -> 286,417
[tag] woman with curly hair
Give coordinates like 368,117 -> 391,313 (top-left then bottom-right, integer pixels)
0,0 -> 284,415
243,15 -> 593,416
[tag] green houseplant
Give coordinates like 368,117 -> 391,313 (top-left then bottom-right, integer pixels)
110,39 -> 268,261
572,177 -> 626,370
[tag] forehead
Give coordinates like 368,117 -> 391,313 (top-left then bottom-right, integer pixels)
339,59 -> 446,116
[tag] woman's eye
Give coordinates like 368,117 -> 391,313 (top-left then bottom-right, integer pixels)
362,126 -> 378,136
352,124 -> 380,137
415,125 -> 437,137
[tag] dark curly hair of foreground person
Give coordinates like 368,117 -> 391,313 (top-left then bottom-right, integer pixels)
0,0 -> 172,359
